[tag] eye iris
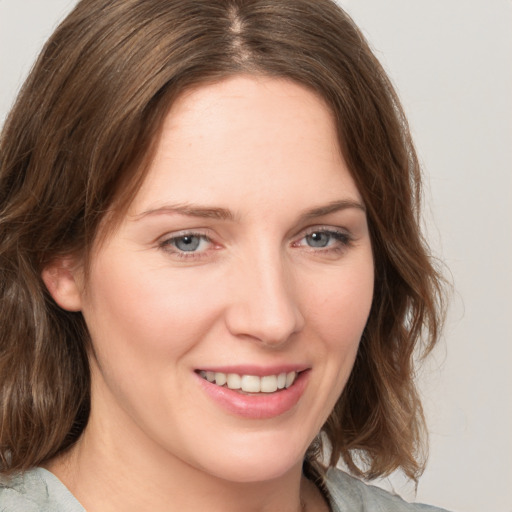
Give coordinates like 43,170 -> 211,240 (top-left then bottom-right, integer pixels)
306,232 -> 330,248
175,235 -> 201,252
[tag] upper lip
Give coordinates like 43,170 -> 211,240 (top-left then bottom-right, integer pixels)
194,365 -> 309,377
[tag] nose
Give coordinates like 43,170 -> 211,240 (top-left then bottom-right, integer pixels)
224,250 -> 305,348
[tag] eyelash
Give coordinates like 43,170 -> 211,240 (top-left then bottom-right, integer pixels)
158,227 -> 353,260
159,231 -> 214,260
294,227 -> 353,254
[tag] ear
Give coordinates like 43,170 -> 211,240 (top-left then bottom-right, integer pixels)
41,258 -> 83,312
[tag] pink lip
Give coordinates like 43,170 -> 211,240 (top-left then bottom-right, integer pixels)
195,364 -> 309,376
195,369 -> 310,420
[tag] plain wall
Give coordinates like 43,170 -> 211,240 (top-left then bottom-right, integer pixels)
1,1 -> 511,511
338,3 -> 512,511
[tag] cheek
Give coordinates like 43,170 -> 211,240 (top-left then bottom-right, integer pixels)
81,253 -> 221,364
294,259 -> 374,433
304,260 -> 374,347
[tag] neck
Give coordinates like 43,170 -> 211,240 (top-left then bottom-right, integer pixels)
46,416 -> 313,512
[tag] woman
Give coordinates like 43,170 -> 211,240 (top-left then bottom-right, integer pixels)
0,0 -> 447,510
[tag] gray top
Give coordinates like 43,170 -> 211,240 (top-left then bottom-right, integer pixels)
0,466 -> 450,511
324,468 -> 450,512
0,468 -> 84,511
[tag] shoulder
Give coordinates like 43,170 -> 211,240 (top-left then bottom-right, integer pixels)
0,468 -> 84,512
324,467 -> 451,512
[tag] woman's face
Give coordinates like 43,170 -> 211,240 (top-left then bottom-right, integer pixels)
75,76 -> 374,483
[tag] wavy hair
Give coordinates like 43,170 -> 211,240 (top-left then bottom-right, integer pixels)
0,0 -> 444,481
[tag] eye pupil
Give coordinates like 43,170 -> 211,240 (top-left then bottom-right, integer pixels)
175,235 -> 201,252
306,232 -> 329,248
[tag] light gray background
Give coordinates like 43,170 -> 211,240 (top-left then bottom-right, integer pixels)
1,1 -> 511,511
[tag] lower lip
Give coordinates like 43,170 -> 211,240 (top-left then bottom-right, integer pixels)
196,371 -> 310,419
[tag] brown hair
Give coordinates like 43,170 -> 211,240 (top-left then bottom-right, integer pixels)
0,0 -> 444,481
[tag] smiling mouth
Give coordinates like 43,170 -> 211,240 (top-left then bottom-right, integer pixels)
197,370 -> 299,394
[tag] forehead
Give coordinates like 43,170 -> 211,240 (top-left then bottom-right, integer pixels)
128,75 -> 361,217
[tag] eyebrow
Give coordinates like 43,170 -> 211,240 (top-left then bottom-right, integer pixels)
133,204 -> 235,221
298,199 -> 366,222
133,199 -> 365,222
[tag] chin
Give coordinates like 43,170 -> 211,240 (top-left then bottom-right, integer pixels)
207,456 -> 302,484
189,430 -> 310,484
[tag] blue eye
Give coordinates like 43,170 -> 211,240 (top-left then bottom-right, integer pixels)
305,231 -> 331,248
303,230 -> 349,249
161,233 -> 211,255
294,228 -> 352,255
173,235 -> 202,252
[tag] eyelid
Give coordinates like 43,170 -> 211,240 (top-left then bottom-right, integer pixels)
295,224 -> 352,240
156,227 -> 214,244
292,225 -> 354,250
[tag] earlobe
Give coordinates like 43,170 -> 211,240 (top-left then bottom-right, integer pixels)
42,259 -> 83,312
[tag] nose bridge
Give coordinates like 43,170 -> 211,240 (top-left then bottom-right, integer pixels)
225,242 -> 304,346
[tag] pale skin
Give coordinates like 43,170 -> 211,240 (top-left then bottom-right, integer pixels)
43,76 -> 374,512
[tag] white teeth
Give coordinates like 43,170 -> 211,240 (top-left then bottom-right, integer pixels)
214,372 -> 227,386
260,375 -> 278,393
201,370 -> 298,393
241,375 -> 260,393
226,373 -> 241,390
